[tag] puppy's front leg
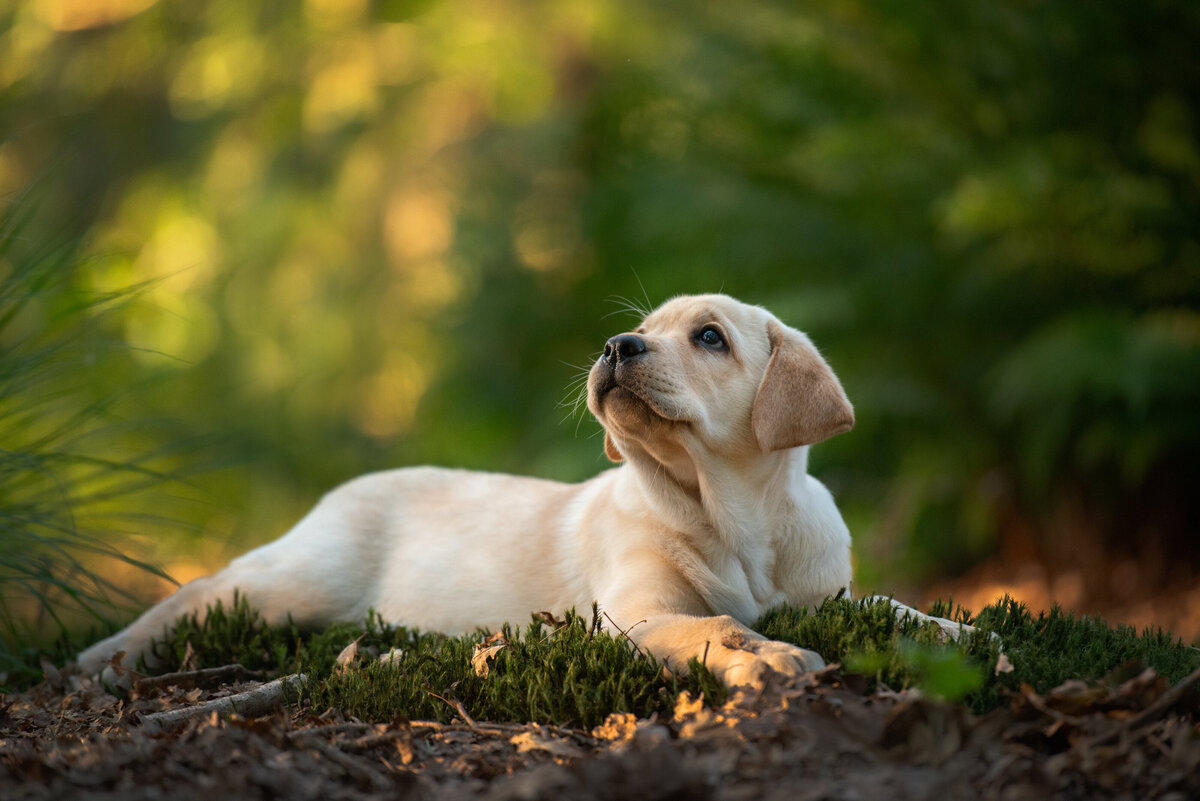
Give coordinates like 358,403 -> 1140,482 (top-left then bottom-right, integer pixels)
620,613 -> 825,689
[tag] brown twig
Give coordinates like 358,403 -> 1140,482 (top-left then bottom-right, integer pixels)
602,611 -> 648,657
135,664 -> 264,692
425,690 -> 479,729
342,730 -> 407,753
408,719 -> 448,731
288,722 -> 375,740
285,722 -> 414,753
472,720 -> 600,747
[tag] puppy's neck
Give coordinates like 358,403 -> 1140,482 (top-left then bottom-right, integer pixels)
623,437 -> 809,544
699,446 -> 807,536
618,436 -> 701,499
620,441 -> 810,617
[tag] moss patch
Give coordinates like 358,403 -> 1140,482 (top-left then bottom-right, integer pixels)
757,596 -> 1200,713
128,594 -> 1200,726
148,598 -> 722,729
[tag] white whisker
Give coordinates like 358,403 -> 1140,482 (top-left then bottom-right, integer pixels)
630,268 -> 654,316
603,294 -> 651,322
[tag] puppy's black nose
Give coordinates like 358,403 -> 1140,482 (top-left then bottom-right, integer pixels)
603,334 -> 647,364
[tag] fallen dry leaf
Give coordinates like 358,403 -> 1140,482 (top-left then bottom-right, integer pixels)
334,636 -> 364,676
509,726 -> 583,759
534,611 -> 567,628
40,660 -> 63,691
471,633 -> 509,678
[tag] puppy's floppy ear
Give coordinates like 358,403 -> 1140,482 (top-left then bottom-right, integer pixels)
603,430 -> 625,462
751,320 -> 854,452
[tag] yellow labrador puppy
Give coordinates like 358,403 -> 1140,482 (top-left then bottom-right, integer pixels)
79,294 -> 950,686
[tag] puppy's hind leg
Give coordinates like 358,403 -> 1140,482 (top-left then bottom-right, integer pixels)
76,569 -> 246,675
77,477 -> 390,676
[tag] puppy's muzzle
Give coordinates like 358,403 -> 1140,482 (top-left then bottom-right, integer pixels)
591,333 -> 654,414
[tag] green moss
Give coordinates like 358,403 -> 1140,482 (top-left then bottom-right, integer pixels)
146,591 -> 315,674
307,608 -> 724,729
967,596 -> 1200,712
132,594 -> 1199,725
148,597 -> 722,729
756,595 -> 1200,714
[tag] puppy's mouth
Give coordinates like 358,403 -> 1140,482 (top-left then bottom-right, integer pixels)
589,369 -> 683,425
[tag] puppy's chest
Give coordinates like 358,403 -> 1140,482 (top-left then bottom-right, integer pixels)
709,525 -> 846,612
770,537 -> 851,607
685,539 -> 790,621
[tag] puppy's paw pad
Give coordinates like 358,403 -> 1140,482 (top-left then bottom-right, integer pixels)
757,640 -> 825,673
721,641 -> 825,688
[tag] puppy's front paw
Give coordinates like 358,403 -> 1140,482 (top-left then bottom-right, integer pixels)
720,637 -> 825,688
756,639 -> 826,673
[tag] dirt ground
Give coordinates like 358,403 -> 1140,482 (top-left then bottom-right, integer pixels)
3,663 -> 1198,801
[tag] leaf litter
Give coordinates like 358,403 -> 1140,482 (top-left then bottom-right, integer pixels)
2,656 -> 1197,800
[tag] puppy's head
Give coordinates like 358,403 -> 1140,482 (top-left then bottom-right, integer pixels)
587,294 -> 853,467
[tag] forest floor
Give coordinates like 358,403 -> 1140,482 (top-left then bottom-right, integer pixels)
3,660 -> 1198,800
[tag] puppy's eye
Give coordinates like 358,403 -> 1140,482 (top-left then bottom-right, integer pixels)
696,325 -> 726,350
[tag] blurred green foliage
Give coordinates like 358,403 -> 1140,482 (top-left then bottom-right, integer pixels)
0,0 -> 1197,632
0,198 -> 219,670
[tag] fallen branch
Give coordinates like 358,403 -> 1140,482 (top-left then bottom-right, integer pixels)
1085,664 -> 1200,748
140,673 -> 306,731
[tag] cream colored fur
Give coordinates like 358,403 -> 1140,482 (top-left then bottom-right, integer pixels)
78,294 -> 963,687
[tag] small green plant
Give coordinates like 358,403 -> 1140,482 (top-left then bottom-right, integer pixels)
754,595 -> 992,703
846,641 -> 986,702
147,591 -> 309,674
